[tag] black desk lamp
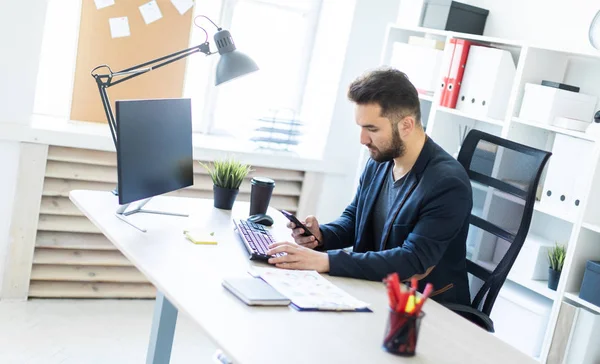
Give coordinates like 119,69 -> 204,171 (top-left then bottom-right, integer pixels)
90,15 -> 259,149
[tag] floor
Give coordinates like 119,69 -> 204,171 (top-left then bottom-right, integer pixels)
0,299 -> 219,364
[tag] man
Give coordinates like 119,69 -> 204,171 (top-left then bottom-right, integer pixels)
266,67 -> 473,305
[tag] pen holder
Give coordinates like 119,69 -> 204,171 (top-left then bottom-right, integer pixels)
382,309 -> 425,356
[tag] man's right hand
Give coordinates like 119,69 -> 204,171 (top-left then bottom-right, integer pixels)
287,215 -> 324,250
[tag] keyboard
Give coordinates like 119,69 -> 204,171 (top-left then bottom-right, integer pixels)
233,219 -> 280,261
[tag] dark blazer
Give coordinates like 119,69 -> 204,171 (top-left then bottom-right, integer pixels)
320,136 -> 472,305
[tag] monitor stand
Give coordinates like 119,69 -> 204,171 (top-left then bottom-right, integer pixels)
115,197 -> 189,233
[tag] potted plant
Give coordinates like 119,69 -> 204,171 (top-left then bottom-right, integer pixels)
200,158 -> 252,210
547,243 -> 566,291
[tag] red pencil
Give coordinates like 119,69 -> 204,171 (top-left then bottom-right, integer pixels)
389,273 -> 402,309
385,280 -> 397,309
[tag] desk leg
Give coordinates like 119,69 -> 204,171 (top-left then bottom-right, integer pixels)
146,291 -> 178,364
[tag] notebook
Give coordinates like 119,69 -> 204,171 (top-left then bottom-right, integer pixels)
222,277 -> 291,306
250,267 -> 371,312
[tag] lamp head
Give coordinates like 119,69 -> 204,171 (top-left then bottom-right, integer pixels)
213,29 -> 259,85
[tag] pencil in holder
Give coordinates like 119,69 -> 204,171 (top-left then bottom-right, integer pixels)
382,309 -> 425,356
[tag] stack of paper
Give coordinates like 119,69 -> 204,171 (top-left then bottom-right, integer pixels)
251,267 -> 370,312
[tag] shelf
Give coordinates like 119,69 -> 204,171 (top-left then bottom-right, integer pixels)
564,292 -> 600,314
582,222 -> 600,234
533,201 -> 575,223
387,24 -> 450,38
471,181 -> 487,192
418,94 -> 434,102
511,117 -> 597,142
474,259 -> 497,272
471,181 -> 525,205
438,107 -> 505,126
493,189 -> 525,205
387,24 -> 524,47
474,261 -> 557,301
474,185 -> 575,221
507,274 -> 556,300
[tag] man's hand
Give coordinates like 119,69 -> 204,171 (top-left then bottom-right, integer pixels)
267,242 -> 330,272
287,215 -> 324,250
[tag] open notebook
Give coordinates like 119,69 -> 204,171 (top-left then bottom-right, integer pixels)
250,267 -> 371,312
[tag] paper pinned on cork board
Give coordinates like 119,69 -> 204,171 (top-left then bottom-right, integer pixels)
171,0 -> 195,15
109,17 -> 131,38
95,0 -> 115,10
139,0 -> 163,25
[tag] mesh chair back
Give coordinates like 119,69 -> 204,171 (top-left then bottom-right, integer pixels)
457,130 -> 551,316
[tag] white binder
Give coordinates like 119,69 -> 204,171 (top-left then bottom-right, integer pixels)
455,46 -> 516,120
539,134 -> 594,220
390,42 -> 444,94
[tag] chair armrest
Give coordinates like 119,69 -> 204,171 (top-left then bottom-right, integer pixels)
442,303 -> 495,333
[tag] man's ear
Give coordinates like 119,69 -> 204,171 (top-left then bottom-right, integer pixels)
398,115 -> 416,137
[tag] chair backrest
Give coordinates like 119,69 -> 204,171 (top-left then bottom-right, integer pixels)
457,130 -> 551,317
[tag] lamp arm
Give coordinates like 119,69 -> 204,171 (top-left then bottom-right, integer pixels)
90,42 -> 213,149
96,81 -> 118,147
91,42 -> 212,88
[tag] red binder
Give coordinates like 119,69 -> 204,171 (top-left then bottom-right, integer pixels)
439,41 -> 455,107
440,39 -> 476,108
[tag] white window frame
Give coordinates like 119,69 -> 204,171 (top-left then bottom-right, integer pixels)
196,0 -> 323,136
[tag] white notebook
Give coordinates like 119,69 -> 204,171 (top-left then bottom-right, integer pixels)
222,277 -> 291,306
251,267 -> 370,312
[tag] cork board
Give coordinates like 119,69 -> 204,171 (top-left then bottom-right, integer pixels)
70,0 -> 194,123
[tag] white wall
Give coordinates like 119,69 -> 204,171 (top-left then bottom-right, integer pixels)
0,142 -> 21,296
402,0 -> 599,55
314,0 -> 401,222
0,0 -> 48,297
0,0 -> 48,123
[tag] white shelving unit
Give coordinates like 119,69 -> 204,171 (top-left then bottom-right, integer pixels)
507,274 -> 557,301
512,117 -> 596,142
581,222 -> 600,234
564,292 -> 600,314
418,94 -> 434,102
379,24 -> 600,363
438,106 -> 505,126
533,201 -> 576,223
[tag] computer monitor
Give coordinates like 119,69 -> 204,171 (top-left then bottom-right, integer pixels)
115,98 -> 194,206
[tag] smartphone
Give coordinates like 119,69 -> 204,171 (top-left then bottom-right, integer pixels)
280,210 -> 313,237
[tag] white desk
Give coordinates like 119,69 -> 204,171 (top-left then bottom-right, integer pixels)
70,190 -> 536,364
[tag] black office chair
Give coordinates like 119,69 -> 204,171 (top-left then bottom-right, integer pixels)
444,130 -> 552,332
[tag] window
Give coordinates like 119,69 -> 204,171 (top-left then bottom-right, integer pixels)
34,0 -> 354,159
187,0 -> 322,143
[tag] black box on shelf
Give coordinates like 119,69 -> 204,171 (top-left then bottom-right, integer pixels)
422,1 -> 489,36
446,2 -> 489,35
579,260 -> 600,307
541,80 -> 580,93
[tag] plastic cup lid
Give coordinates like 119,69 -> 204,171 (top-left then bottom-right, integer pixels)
251,177 -> 275,186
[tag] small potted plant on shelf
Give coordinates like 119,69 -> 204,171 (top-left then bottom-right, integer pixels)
200,158 -> 252,210
547,243 -> 566,291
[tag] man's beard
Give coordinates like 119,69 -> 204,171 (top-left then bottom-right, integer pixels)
367,124 -> 406,162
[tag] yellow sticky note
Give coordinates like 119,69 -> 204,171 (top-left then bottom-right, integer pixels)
183,230 -> 218,245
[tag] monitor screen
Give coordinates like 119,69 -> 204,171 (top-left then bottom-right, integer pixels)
116,98 -> 193,205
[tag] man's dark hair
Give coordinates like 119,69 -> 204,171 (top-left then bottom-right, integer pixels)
347,67 -> 421,126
